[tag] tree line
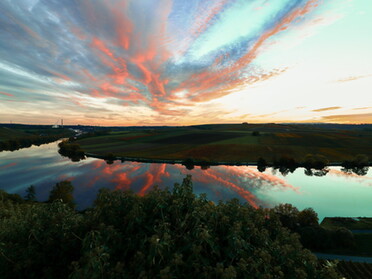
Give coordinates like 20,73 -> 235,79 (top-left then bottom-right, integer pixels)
0,132 -> 72,152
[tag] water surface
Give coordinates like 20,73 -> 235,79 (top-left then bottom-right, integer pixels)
0,141 -> 371,221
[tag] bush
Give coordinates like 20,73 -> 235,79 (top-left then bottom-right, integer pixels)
342,154 -> 370,176
0,176 -> 339,278
303,154 -> 329,170
257,157 -> 267,172
272,203 -> 300,230
298,208 -> 319,227
48,181 -> 75,209
104,153 -> 116,164
0,201 -> 85,279
183,158 -> 195,170
58,141 -> 86,162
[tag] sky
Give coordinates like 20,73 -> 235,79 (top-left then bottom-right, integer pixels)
0,0 -> 371,126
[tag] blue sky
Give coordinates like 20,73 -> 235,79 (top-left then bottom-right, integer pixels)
0,0 -> 371,125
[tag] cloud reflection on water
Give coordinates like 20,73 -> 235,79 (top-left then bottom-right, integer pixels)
0,142 -> 371,215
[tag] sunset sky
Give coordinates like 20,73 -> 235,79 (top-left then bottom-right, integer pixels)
0,0 -> 371,126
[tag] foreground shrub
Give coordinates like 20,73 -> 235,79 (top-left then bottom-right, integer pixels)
0,201 -> 85,279
0,176 -> 339,278
272,204 -> 355,252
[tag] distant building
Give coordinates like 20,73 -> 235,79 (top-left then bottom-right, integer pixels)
52,119 -> 63,128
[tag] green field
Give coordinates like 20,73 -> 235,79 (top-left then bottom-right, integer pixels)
75,123 -> 372,163
0,125 -> 71,142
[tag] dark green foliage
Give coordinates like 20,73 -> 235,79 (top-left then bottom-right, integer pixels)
272,203 -> 300,230
342,154 -> 370,176
257,157 -> 267,172
0,190 -> 24,205
72,176 -> 337,278
321,217 -> 372,230
303,154 -> 329,170
25,185 -> 36,201
298,208 -> 319,227
297,226 -> 356,251
251,131 -> 260,136
0,177 -> 340,278
183,158 -> 195,170
0,127 -> 72,152
272,204 -> 355,252
332,227 -> 355,249
0,201 -> 85,279
58,140 -> 86,162
273,156 -> 298,176
104,152 -> 116,164
48,181 -> 75,209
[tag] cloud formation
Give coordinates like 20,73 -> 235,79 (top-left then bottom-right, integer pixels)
0,0 -> 322,124
320,113 -> 372,123
337,74 -> 372,83
312,106 -> 341,112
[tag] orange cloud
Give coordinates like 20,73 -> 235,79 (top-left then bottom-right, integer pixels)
312,106 -> 341,112
320,113 -> 372,123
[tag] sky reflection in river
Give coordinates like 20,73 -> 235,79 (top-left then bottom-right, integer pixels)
0,141 -> 371,220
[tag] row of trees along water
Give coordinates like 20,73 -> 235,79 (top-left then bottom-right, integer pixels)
0,130 -> 73,152
0,176 -> 343,279
58,140 -> 370,176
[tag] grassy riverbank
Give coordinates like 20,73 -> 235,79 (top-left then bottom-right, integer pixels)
74,123 -> 372,164
0,124 -> 73,151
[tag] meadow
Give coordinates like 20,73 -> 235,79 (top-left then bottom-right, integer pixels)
74,123 -> 372,164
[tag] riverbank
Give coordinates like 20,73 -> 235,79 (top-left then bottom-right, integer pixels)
0,125 -> 73,152
72,123 -> 372,168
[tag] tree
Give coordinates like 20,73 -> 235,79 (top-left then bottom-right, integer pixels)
104,153 -> 116,163
342,154 -> 370,176
272,203 -> 299,230
183,158 -> 195,170
298,208 -> 319,227
48,181 -> 75,208
257,157 -> 267,172
25,185 -> 36,201
251,131 -> 260,136
303,154 -> 328,170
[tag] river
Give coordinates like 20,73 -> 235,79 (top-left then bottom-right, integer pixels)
0,141 -> 371,221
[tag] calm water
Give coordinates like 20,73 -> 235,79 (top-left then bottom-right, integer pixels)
0,141 -> 371,221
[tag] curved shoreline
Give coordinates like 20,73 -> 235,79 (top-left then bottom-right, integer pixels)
85,152 -> 362,167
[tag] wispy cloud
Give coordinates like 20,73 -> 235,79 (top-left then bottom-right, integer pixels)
353,107 -> 371,110
312,106 -> 341,112
337,74 -> 372,83
320,113 -> 372,123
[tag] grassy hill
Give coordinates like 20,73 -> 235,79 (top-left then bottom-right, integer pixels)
0,124 -> 73,151
0,127 -> 30,141
74,123 -> 372,163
